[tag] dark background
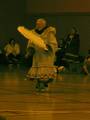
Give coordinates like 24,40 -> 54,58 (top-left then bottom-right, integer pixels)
0,0 -> 90,54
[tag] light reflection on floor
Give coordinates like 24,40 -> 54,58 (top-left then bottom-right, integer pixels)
0,65 -> 90,120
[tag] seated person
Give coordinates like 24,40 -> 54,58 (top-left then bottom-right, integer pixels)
82,50 -> 90,75
65,27 -> 80,55
4,38 -> 20,65
62,27 -> 80,70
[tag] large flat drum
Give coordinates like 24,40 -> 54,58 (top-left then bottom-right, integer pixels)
17,26 -> 48,51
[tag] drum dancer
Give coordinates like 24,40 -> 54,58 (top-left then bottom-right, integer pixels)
17,18 -> 58,91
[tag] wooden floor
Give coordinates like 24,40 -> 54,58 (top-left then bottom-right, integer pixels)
0,65 -> 90,120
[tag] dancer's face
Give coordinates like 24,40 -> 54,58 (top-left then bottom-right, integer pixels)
36,19 -> 46,30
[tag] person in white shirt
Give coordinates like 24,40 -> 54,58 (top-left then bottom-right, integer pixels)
4,38 -> 20,65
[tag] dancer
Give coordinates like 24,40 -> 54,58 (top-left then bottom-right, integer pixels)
17,18 -> 58,91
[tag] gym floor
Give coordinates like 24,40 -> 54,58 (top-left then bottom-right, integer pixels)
0,65 -> 90,120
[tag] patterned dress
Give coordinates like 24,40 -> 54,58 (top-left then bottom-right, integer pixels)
27,26 -> 58,82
